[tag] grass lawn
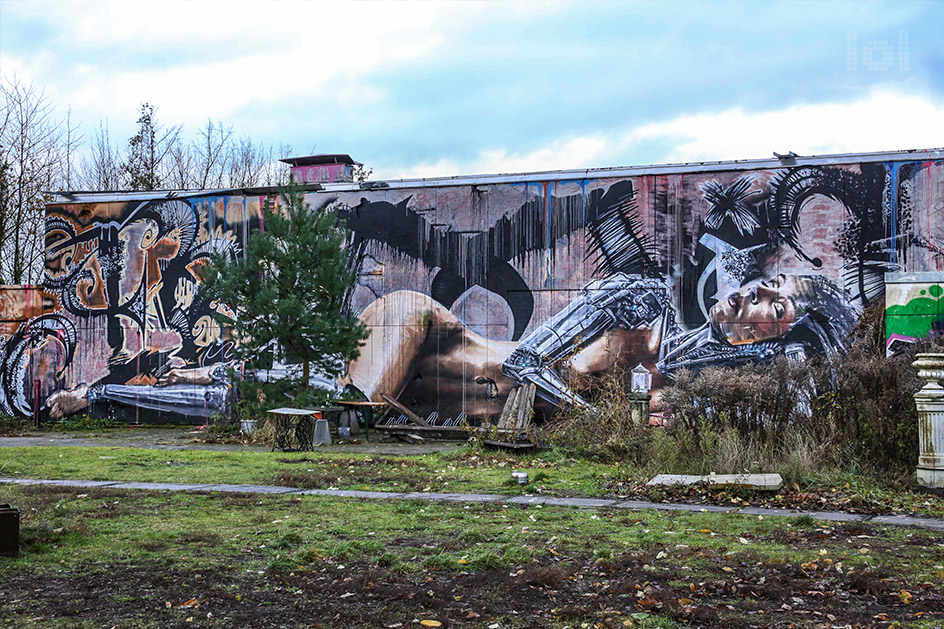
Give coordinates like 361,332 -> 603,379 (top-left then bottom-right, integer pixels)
2,443 -> 944,517
2,441 -> 944,627
2,482 -> 943,628
0,445 -> 616,496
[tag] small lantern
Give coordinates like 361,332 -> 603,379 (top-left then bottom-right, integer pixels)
630,363 -> 653,394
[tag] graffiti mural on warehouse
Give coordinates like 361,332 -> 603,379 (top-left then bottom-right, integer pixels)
0,155 -> 940,422
0,195 -> 258,420
340,161 -> 942,419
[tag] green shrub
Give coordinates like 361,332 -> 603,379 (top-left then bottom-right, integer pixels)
233,377 -> 334,423
813,300 -> 933,473
46,413 -> 118,431
0,413 -> 31,434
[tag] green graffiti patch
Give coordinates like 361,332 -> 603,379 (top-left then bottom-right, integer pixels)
887,284 -> 944,339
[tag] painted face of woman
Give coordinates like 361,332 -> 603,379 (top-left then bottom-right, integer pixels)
709,274 -> 809,345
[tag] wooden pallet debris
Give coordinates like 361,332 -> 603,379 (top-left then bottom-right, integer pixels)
497,384 -> 536,431
482,440 -> 536,451
381,394 -> 430,426
514,383 -> 536,431
375,424 -> 470,440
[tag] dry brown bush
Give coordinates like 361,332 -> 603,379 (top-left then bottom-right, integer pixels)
541,369 -> 652,463
548,298 -> 942,482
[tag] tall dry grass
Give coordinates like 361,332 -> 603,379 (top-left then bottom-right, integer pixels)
547,299 -> 942,483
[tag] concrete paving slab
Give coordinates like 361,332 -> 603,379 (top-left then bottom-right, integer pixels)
737,507 -> 868,522
110,482 -> 221,491
296,489 -> 404,499
202,484 -> 300,494
710,474 -> 782,491
736,507 -> 804,517
4,477 -> 944,532
0,478 -> 120,488
647,473 -> 783,491
802,510 -> 868,522
614,499 -> 735,512
1,477 -> 67,485
41,480 -> 121,488
503,496 -> 617,508
869,515 -> 944,531
399,492 -> 504,503
646,474 -> 704,486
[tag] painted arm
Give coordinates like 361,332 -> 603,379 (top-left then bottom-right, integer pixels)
501,273 -> 668,407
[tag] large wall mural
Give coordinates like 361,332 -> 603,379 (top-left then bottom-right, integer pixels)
0,155 -> 941,422
0,195 -> 261,421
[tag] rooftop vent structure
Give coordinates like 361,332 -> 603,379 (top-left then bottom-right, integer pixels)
280,154 -> 360,184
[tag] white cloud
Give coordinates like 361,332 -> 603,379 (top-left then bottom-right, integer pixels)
386,136 -> 610,179
1,0 -> 470,132
623,88 -> 944,164
380,87 -> 944,179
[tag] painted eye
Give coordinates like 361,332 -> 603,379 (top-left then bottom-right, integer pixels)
774,301 -> 785,319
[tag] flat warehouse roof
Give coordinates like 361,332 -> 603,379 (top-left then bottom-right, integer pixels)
49,147 -> 944,204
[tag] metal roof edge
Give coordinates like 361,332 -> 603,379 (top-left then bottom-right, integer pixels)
48,184 -> 317,204
317,147 -> 944,192
48,148 -> 943,203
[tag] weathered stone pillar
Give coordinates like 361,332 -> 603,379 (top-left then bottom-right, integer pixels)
912,353 -> 944,491
629,393 -> 651,427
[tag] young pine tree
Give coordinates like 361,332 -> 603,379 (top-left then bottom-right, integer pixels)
199,179 -> 368,390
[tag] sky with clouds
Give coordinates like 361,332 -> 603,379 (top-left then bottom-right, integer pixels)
1,0 -> 942,180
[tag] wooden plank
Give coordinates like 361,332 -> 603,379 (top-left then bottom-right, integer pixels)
499,387 -> 521,430
381,394 -> 429,426
514,384 -> 535,431
398,433 -> 425,445
496,388 -> 517,429
375,423 -> 535,442
483,440 -> 536,451
374,424 -> 470,440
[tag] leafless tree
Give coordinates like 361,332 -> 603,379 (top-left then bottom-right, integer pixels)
62,106 -> 83,190
78,120 -> 123,190
0,76 -> 68,284
226,136 -> 266,188
191,119 -> 233,189
162,133 -> 193,190
265,142 -> 294,186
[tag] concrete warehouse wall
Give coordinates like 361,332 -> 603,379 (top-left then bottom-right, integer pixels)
1,153 -> 941,422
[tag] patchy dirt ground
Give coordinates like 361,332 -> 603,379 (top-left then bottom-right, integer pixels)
3,522 -> 942,628
273,456 -> 434,492
604,477 -> 944,518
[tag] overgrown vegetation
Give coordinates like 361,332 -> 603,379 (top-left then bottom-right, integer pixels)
547,301 -> 942,485
0,413 -> 30,435
540,369 -> 652,463
230,377 -> 334,422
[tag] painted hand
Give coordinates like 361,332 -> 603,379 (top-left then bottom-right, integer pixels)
156,366 -> 216,387
46,385 -> 90,419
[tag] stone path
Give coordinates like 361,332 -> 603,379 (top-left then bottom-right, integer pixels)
3,477 -> 943,531
0,431 -> 464,455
